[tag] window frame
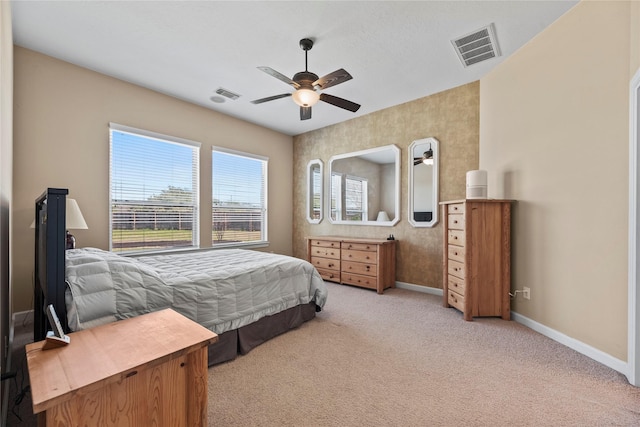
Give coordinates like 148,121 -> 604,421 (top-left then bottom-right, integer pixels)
330,172 -> 368,221
109,123 -> 201,254
211,146 -> 269,248
344,174 -> 368,221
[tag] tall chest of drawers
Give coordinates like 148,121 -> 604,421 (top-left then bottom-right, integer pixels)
441,200 -> 513,321
308,236 -> 396,294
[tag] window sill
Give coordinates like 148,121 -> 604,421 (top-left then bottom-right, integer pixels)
124,241 -> 270,257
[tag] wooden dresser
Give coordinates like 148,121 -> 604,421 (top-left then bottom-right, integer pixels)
441,199 -> 513,321
27,309 -> 218,426
308,236 -> 397,294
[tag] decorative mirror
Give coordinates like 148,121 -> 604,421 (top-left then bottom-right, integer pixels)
306,159 -> 323,224
328,145 -> 400,226
409,137 -> 439,227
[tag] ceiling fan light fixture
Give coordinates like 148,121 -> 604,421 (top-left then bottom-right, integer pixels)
422,149 -> 434,165
292,88 -> 320,107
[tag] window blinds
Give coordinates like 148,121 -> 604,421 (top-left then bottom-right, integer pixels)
109,124 -> 200,252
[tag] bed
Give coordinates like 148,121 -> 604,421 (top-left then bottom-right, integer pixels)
34,188 -> 327,365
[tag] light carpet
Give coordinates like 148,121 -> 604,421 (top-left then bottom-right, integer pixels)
6,282 -> 639,426
207,282 -> 640,426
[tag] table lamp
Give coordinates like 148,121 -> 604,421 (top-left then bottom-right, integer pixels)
65,198 -> 88,249
376,211 -> 390,222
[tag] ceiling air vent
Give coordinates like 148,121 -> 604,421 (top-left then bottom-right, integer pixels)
215,87 -> 241,100
451,24 -> 501,67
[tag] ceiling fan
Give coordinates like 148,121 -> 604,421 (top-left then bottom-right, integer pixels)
414,145 -> 434,166
251,38 -> 361,121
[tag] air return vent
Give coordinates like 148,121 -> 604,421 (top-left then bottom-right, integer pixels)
215,87 -> 241,100
451,24 -> 501,67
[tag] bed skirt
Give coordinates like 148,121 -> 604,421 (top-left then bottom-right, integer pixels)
207,302 -> 318,366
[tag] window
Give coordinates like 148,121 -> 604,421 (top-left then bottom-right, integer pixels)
330,173 -> 343,220
310,165 -> 322,220
345,175 -> 368,221
330,173 -> 368,221
212,147 -> 267,246
109,123 -> 200,253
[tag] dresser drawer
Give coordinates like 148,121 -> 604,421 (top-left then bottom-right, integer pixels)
448,260 -> 465,279
311,256 -> 340,271
341,272 -> 377,290
311,239 -> 340,249
448,214 -> 465,230
448,274 -> 466,296
447,245 -> 465,263
308,236 -> 396,295
342,249 -> 376,263
316,268 -> 340,282
447,203 -> 465,215
342,242 -> 377,252
342,260 -> 377,277
448,290 -> 465,312
309,246 -> 340,259
448,229 -> 465,247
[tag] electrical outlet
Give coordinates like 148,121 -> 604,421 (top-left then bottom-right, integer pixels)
523,287 -> 531,300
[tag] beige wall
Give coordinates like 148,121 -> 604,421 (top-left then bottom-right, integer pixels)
293,82 -> 479,289
632,0 -> 640,74
12,47 -> 293,313
480,1 -> 635,360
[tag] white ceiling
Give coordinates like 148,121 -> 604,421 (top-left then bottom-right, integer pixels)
10,1 -> 577,136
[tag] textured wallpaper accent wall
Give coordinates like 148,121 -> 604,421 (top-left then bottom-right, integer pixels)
293,82 -> 479,289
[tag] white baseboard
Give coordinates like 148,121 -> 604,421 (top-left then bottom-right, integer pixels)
511,311 -> 628,376
393,283 -> 627,377
395,281 -> 443,296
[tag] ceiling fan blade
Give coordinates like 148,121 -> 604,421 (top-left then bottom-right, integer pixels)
300,106 -> 312,121
319,93 -> 361,113
251,93 -> 291,104
414,159 -> 422,166
257,66 -> 300,89
313,69 -> 353,90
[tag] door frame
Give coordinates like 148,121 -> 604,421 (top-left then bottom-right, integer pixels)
628,67 -> 640,386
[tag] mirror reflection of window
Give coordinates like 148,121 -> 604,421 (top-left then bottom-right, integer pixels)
328,145 -> 400,226
330,173 -> 342,220
311,165 -> 321,219
345,176 -> 367,221
306,159 -> 324,224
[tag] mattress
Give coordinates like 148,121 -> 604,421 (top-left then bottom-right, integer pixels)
65,248 -> 327,334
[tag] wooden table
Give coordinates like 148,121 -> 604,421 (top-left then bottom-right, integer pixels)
26,309 -> 218,426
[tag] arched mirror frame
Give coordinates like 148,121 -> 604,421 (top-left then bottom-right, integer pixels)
328,144 -> 400,226
306,159 -> 324,224
408,137 -> 439,227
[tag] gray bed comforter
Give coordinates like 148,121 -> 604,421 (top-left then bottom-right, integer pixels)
65,248 -> 327,334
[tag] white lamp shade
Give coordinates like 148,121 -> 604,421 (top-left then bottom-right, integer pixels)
66,198 -> 88,230
32,198 -> 88,229
291,88 -> 320,107
376,211 -> 390,222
